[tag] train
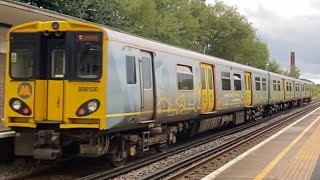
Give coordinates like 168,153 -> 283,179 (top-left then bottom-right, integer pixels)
4,20 -> 313,165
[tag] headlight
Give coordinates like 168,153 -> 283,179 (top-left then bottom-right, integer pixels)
12,100 -> 21,110
76,99 -> 100,117
88,101 -> 98,112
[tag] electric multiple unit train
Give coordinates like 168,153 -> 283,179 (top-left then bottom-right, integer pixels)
4,20 -> 313,165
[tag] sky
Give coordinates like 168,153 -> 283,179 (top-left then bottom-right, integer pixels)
207,0 -> 320,84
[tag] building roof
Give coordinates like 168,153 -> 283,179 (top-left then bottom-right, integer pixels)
0,0 -> 79,53
0,0 -> 74,28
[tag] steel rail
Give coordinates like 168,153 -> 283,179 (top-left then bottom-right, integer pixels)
143,101 -> 320,180
78,101 -> 319,180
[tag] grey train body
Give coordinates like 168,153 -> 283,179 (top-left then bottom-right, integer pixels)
80,27 -> 312,164
104,27 -> 313,132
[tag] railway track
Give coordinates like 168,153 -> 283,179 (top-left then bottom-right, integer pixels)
77,100 -> 320,180
1,101 -> 317,180
142,101 -> 320,180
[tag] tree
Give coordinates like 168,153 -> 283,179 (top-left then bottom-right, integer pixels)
16,0 -> 119,27
266,59 -> 284,74
197,1 -> 269,69
313,84 -> 320,97
15,0 -> 271,70
112,0 -> 201,50
282,67 -> 301,79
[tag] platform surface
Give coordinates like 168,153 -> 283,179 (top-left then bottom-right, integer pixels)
203,107 -> 320,180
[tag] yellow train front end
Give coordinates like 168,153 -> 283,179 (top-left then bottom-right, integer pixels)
4,20 -> 107,159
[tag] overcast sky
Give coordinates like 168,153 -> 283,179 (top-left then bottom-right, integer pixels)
207,0 -> 320,84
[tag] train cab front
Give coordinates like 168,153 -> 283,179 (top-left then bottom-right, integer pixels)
4,21 -> 107,160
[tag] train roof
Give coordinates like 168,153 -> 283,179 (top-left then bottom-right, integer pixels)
268,72 -> 313,84
103,27 -> 268,75
104,27 -> 313,85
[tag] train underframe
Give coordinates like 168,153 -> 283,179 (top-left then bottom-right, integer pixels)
13,97 -> 311,165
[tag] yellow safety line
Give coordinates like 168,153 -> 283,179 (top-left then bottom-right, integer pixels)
254,115 -> 320,179
278,123 -> 320,179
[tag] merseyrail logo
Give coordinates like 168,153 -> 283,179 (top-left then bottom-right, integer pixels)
17,82 -> 32,99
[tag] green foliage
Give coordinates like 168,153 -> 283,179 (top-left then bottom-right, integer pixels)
200,1 -> 269,69
266,59 -> 284,74
16,0 -> 271,70
282,67 -> 301,79
112,0 -> 202,50
266,59 -> 301,79
16,0 -> 118,25
313,84 -> 320,97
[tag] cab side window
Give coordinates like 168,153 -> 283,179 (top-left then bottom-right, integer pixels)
126,56 -> 136,84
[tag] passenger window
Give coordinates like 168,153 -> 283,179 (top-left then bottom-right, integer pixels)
177,65 -> 194,90
142,57 -> 152,89
244,75 -> 248,90
277,81 -> 281,91
222,72 -> 231,90
234,74 -> 242,91
289,83 -> 292,91
208,69 -> 213,90
273,80 -> 277,91
247,76 -> 251,90
245,75 -> 251,91
201,67 -> 206,90
255,77 -> 261,91
262,78 -> 267,91
126,56 -> 136,84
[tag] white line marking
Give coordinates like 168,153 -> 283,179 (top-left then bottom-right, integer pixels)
202,106 -> 320,180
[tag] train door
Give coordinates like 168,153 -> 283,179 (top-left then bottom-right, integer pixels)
139,51 -> 154,121
282,79 -> 285,100
200,63 -> 215,113
293,81 -> 296,99
304,84 -> 307,97
47,38 -> 65,122
244,72 -> 252,106
207,65 -> 215,111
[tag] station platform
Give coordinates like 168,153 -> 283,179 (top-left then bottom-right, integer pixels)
203,107 -> 320,180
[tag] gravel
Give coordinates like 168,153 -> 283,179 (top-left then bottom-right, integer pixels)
114,107 -> 307,180
0,160 -> 35,180
0,105 -> 310,180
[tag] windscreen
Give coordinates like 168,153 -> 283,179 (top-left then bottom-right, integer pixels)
10,44 -> 34,78
9,32 -> 102,80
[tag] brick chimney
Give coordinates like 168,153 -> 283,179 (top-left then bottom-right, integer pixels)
290,52 -> 295,76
